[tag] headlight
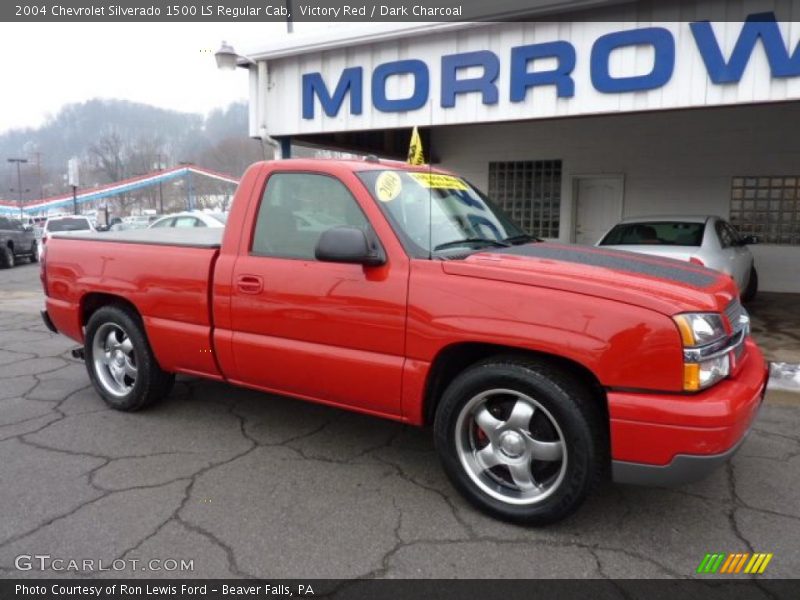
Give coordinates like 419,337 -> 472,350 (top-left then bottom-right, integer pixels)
673,313 -> 726,347
683,354 -> 730,392
673,312 -> 730,392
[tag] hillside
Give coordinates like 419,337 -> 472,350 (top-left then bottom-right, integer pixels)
0,99 -> 264,202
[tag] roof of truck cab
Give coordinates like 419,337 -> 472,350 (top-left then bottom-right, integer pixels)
260,158 -> 455,174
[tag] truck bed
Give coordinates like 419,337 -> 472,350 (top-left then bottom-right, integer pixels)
43,231 -> 223,379
53,228 -> 222,248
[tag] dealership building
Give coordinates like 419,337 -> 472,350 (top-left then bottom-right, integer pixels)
241,2 -> 800,292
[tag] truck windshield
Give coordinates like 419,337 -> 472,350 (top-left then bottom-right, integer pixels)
357,170 -> 528,257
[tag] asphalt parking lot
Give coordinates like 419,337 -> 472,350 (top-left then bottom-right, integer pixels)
1,262 -> 799,579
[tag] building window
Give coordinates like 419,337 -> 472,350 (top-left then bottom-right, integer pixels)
488,160 -> 561,239
730,177 -> 799,245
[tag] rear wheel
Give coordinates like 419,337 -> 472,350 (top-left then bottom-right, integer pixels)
742,267 -> 758,303
84,305 -> 174,411
0,245 -> 14,269
434,357 -> 606,525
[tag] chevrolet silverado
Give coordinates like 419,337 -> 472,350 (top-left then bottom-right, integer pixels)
40,159 -> 767,524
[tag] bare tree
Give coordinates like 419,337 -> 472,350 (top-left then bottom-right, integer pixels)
198,137 -> 265,178
89,129 -> 132,212
89,130 -> 171,214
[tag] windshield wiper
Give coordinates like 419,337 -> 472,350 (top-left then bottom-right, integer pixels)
433,238 -> 510,251
502,233 -> 540,245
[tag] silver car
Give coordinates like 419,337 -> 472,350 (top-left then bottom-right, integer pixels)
597,215 -> 759,301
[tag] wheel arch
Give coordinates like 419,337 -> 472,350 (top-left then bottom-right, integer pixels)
422,342 -> 608,427
80,292 -> 143,327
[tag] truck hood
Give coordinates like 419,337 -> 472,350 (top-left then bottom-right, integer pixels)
441,242 -> 736,315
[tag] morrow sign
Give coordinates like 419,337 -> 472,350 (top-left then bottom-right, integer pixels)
301,14 -> 800,119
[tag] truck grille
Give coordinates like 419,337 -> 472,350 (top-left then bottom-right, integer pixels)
725,298 -> 750,369
725,299 -> 747,334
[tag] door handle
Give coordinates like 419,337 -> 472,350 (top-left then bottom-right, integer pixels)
236,274 -> 263,294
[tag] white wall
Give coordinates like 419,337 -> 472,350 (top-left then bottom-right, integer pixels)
432,102 -> 800,292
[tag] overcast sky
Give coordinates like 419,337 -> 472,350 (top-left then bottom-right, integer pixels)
0,22 -> 328,134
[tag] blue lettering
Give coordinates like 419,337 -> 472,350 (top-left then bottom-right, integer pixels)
691,12 -> 800,83
510,42 -> 576,101
302,67 -> 363,119
372,59 -> 429,112
441,51 -> 500,108
299,13 -> 800,119
591,28 -> 675,93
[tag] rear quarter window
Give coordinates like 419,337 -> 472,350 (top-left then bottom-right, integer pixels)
47,218 -> 91,232
600,222 -> 705,246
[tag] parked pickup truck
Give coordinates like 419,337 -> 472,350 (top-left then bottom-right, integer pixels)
40,159 -> 767,524
0,215 -> 39,267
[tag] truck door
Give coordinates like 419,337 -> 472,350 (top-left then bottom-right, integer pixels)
228,171 -> 409,418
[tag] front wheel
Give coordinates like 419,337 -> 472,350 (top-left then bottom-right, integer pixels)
434,357 -> 606,525
0,245 -> 14,269
84,305 -> 174,411
29,241 -> 39,263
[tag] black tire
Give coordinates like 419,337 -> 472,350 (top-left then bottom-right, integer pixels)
434,356 -> 607,525
29,241 -> 39,263
0,245 -> 14,269
742,267 -> 758,303
84,305 -> 174,411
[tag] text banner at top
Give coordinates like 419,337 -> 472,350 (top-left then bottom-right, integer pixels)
4,0 -> 800,22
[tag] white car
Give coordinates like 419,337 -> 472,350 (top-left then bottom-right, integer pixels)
122,215 -> 154,228
597,215 -> 759,301
149,211 -> 227,229
41,215 -> 95,248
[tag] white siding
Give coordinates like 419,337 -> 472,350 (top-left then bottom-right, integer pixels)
262,15 -> 800,137
432,102 -> 800,292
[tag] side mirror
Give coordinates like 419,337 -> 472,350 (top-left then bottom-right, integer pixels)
23,225 -> 33,232
315,226 -> 385,266
740,235 -> 759,245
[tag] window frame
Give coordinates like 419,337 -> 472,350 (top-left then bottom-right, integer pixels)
248,170 -> 377,262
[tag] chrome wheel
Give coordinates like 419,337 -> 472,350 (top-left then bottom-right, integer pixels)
92,323 -> 137,397
455,388 -> 567,505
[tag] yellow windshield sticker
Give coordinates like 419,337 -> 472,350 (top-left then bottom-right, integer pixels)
375,171 -> 403,202
408,172 -> 469,191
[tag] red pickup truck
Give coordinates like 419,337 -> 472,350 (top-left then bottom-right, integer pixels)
40,158 -> 767,524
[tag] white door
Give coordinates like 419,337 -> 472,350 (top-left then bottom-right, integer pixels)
574,177 -> 624,245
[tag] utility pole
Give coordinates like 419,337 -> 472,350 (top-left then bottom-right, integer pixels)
156,154 -> 165,214
32,151 -> 43,199
285,0 -> 293,33
7,158 -> 28,220
179,162 -> 193,210
68,158 -> 80,215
